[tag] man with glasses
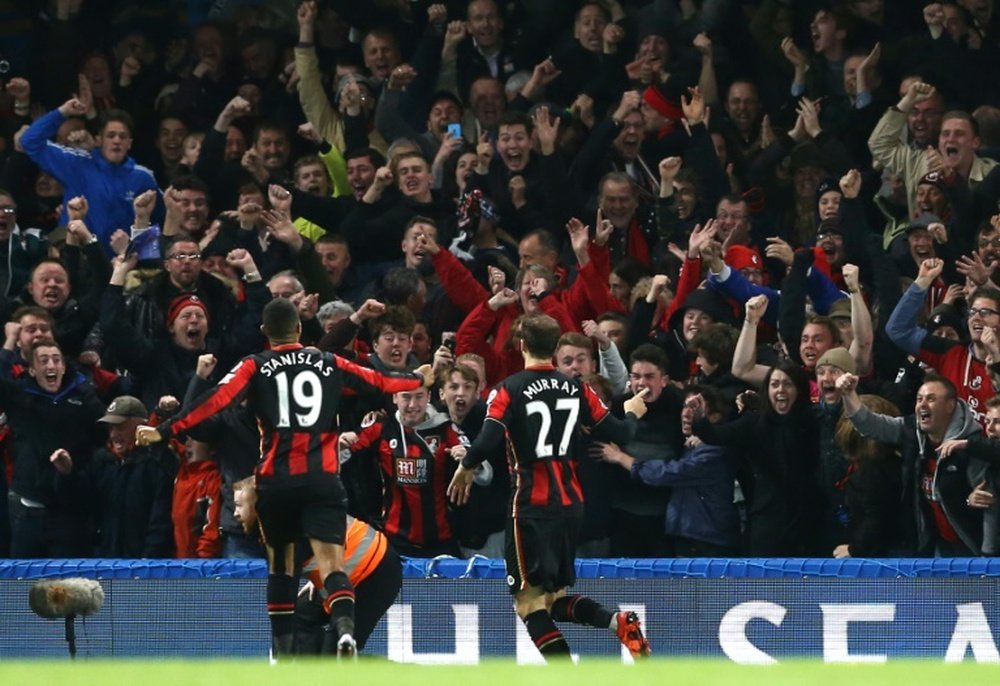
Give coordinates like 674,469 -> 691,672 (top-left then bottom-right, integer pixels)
887,257 -> 1000,427
714,195 -> 751,247
899,76 -> 945,149
0,190 -> 47,300
571,90 -> 659,207
125,235 -> 239,342
869,81 -> 997,218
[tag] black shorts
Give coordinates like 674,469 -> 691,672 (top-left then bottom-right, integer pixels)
256,475 -> 348,548
505,515 -> 580,595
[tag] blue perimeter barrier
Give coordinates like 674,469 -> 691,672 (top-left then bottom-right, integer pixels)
2,558 -> 1000,663
5,557 -> 1000,579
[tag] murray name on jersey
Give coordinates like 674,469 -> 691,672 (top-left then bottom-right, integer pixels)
522,376 -> 579,400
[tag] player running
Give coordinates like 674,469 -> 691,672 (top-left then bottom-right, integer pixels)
139,298 -> 431,659
232,476 -> 402,653
448,313 -> 652,661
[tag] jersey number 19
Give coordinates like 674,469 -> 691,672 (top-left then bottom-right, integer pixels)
275,370 -> 324,428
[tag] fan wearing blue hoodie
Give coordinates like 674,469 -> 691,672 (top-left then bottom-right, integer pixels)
19,96 -> 160,255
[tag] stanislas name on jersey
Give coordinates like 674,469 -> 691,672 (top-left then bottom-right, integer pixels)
257,350 -> 335,378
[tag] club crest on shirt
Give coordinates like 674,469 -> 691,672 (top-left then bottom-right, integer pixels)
971,375 -> 983,390
425,436 -> 439,453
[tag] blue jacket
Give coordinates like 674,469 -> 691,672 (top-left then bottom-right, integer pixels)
632,441 -> 740,549
19,108 -> 160,254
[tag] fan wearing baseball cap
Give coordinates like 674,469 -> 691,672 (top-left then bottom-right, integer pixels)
49,394 -> 176,558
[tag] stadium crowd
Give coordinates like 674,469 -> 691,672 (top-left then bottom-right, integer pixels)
2,0 -> 1000,561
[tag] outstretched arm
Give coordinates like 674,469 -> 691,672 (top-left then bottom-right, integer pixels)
732,295 -> 771,386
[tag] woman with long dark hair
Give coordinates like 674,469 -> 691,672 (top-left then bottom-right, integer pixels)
693,361 -> 824,555
831,394 -> 903,557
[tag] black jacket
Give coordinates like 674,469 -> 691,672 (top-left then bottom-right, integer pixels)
608,388 -> 684,517
0,350 -> 105,507
60,443 -> 177,558
695,405 -> 825,556
103,282 -> 270,411
123,269 -> 238,343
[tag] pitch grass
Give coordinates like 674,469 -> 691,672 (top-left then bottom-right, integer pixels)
1,659 -> 998,686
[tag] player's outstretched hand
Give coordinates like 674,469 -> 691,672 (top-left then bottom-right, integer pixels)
447,464 -> 475,505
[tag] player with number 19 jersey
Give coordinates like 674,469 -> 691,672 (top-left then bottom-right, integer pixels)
159,343 -> 425,482
470,364 -> 620,518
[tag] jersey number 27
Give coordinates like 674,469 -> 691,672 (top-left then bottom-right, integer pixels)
525,398 -> 580,458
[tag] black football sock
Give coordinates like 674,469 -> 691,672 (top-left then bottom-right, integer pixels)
267,574 -> 297,657
322,571 -> 356,639
523,609 -> 571,660
550,594 -> 614,629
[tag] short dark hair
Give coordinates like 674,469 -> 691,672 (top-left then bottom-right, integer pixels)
718,192 -> 747,208
172,174 -> 211,200
521,228 -> 559,255
28,338 -> 63,363
390,151 -> 429,177
404,215 -> 438,236
597,311 -> 627,327
611,256 -> 651,288
630,343 -> 669,375
11,305 -> 54,326
576,1 -> 611,23
99,108 -> 135,137
345,147 -> 386,167
437,362 -> 479,386
689,323 -> 739,368
986,395 -> 1000,412
293,154 -> 329,177
252,120 -> 288,145
600,171 -> 637,197
380,268 -> 423,306
556,332 -> 594,355
942,110 -> 980,137
362,26 -> 400,49
262,298 -> 300,340
498,110 -> 533,136
921,372 -> 957,400
969,286 -> 1000,310
516,313 -> 562,359
804,314 -> 843,347
369,305 -> 415,339
316,232 -> 348,248
166,234 -> 199,255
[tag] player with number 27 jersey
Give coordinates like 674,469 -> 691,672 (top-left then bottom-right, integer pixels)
472,364 -> 620,518
161,343 -> 425,481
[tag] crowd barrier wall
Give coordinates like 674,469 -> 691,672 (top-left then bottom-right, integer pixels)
2,558 -> 999,663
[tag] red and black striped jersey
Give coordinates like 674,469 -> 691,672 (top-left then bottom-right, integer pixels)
349,412 -> 469,548
161,344 -> 424,481
463,364 -> 617,518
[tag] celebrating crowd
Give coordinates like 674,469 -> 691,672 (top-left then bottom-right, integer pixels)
2,0 -> 1000,562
